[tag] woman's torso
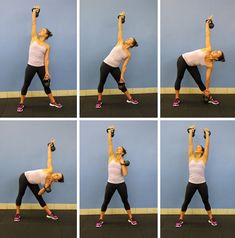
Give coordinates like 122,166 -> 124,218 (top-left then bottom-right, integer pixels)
188,159 -> 206,184
182,49 -> 206,66
104,45 -> 128,67
108,159 -> 124,184
24,169 -> 47,185
28,40 -> 47,67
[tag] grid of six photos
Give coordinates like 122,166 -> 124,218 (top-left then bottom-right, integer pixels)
1,0 -> 235,238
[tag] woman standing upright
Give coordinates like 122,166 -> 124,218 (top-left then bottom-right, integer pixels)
176,126 -> 217,228
17,5 -> 62,113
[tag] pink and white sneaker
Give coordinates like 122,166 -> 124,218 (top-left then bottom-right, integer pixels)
96,100 -> 103,109
126,98 -> 139,105
96,219 -> 104,228
175,219 -> 184,228
14,214 -> 21,222
128,217 -> 138,226
208,218 -> 218,226
46,213 -> 59,220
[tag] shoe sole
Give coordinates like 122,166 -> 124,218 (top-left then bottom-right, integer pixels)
49,103 -> 62,108
126,100 -> 139,105
46,215 -> 58,220
208,101 -> 219,105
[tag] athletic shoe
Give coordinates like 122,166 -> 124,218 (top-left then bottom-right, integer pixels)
95,100 -> 103,109
208,218 -> 218,226
46,213 -> 59,220
207,96 -> 219,105
175,219 -> 184,228
14,214 -> 21,222
49,102 -> 63,108
172,98 -> 181,107
126,98 -> 139,105
17,103 -> 24,113
128,217 -> 138,226
96,219 -> 104,228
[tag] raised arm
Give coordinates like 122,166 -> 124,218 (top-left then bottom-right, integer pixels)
120,56 -> 131,82
205,16 -> 213,50
117,12 -> 125,44
107,128 -> 115,158
187,126 -> 195,159
47,140 -> 55,172
203,128 -> 210,162
31,5 -> 40,40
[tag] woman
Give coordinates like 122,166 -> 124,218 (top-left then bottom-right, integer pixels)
96,128 -> 137,227
175,126 -> 217,228
173,16 -> 225,107
96,12 -> 139,109
17,5 -> 62,113
14,140 -> 64,222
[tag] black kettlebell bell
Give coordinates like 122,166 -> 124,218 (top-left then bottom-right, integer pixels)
45,186 -> 52,193
187,128 -> 195,137
43,79 -> 51,88
106,128 -> 115,137
48,142 -> 56,152
124,160 -> 130,166
32,8 -> 40,18
118,14 -> 125,24
203,130 -> 211,139
206,19 -> 214,29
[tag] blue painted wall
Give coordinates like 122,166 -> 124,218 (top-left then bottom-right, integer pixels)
161,121 -> 235,209
161,0 -> 234,88
80,121 -> 157,209
80,0 -> 157,90
0,0 -> 76,92
0,121 -> 76,204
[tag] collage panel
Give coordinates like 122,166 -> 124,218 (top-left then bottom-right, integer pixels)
80,120 -> 157,238
80,0 -> 157,118
161,120 -> 235,237
0,0 -> 76,118
161,0 -> 234,118
0,121 -> 77,237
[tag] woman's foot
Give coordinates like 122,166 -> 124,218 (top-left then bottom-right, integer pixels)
96,100 -> 103,109
208,217 -> 218,226
49,102 -> 63,108
126,98 -> 139,105
175,219 -> 184,228
128,217 -> 138,225
96,219 -> 104,228
14,214 -> 21,222
46,212 -> 59,220
203,95 -> 219,105
17,103 -> 25,113
172,98 -> 181,107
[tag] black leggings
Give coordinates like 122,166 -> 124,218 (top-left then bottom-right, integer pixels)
101,182 -> 130,212
16,173 -> 46,207
181,182 -> 211,212
174,55 -> 206,92
98,62 -> 127,93
21,64 -> 52,95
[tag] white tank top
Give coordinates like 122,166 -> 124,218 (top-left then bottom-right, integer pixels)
108,160 -> 124,184
182,49 -> 206,66
24,169 -> 47,185
104,45 -> 128,67
28,41 -> 47,67
188,159 -> 206,184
